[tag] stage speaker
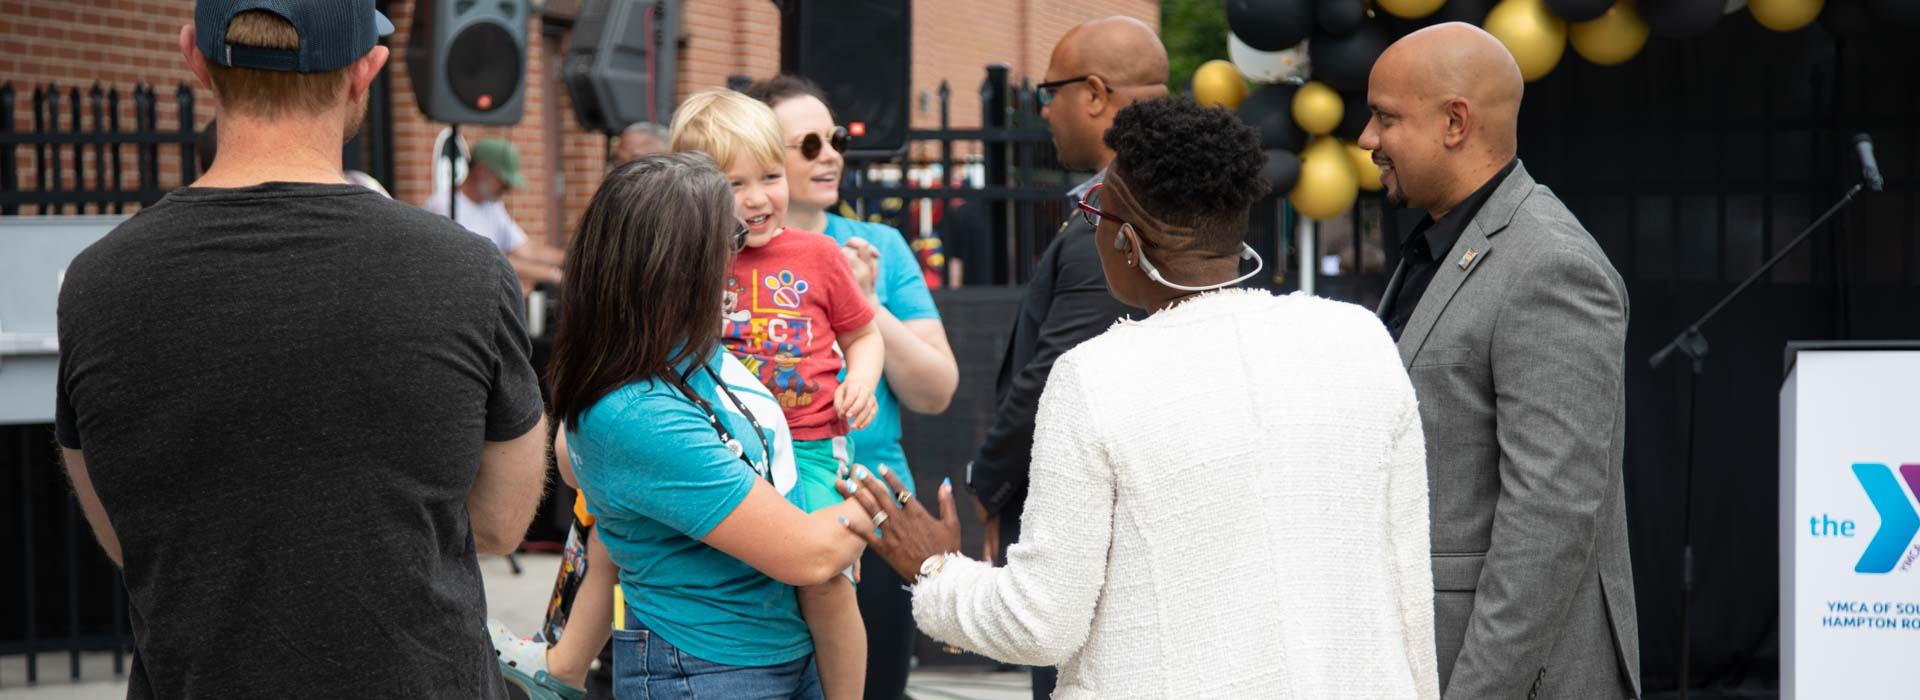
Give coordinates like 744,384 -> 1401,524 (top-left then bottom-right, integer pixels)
407,0 -> 528,125
781,0 -> 912,157
565,0 -> 682,134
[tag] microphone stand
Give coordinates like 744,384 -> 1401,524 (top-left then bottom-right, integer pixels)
1648,181 -> 1864,699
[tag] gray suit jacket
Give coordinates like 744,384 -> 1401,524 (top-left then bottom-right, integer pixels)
1379,163 -> 1641,700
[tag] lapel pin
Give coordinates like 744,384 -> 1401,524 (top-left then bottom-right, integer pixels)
1458,248 -> 1478,270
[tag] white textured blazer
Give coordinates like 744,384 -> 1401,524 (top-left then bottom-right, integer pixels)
913,289 -> 1439,699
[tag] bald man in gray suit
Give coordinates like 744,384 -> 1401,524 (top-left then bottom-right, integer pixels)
1361,24 -> 1642,700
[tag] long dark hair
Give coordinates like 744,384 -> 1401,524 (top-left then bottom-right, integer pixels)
548,152 -> 734,425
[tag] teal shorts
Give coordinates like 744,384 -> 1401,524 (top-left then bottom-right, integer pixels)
790,436 -> 853,513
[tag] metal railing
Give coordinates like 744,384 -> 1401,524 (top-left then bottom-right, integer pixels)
0,82 -> 200,215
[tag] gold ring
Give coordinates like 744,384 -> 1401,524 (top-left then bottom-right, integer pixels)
895,490 -> 913,507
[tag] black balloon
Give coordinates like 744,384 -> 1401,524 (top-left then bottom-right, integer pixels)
1546,0 -> 1615,21
1319,0 -> 1368,36
1867,0 -> 1920,26
1309,21 -> 1391,93
1824,0 -> 1877,36
1334,90 -> 1371,140
1431,0 -> 1497,26
1227,0 -> 1316,51
1263,149 -> 1303,193
1238,83 -> 1307,153
1642,0 -> 1721,38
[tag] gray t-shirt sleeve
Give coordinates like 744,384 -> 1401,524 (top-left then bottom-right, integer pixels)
54,269 -> 82,450
55,344 -> 80,450
485,257 -> 543,442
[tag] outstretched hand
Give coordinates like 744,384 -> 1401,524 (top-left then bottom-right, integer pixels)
837,466 -> 962,581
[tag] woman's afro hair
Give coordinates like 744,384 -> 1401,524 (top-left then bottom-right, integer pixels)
1103,96 -> 1271,233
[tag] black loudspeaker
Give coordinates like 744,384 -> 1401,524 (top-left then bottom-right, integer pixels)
407,0 -> 528,125
565,0 -> 682,134
781,0 -> 911,157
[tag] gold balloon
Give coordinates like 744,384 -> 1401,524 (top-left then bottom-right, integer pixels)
1291,81 -> 1344,136
1485,0 -> 1569,82
1289,137 -> 1359,221
1748,0 -> 1822,31
1378,0 -> 1446,19
1191,59 -> 1248,110
1571,0 -> 1649,66
1346,142 -> 1383,192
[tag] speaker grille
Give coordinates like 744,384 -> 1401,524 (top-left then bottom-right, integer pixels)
446,23 -> 523,113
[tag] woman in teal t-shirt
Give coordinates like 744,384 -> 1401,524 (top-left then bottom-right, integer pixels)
547,153 -> 874,699
746,75 -> 961,700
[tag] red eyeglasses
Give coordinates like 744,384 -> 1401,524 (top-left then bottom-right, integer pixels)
1074,182 -> 1127,229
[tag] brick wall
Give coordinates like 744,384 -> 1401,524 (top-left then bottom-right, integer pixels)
0,0 -> 207,203
1,0 -> 1157,240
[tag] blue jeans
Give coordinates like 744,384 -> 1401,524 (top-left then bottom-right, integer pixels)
611,616 -> 821,700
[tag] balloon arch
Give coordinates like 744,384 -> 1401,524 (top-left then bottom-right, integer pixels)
1200,0 -> 1920,220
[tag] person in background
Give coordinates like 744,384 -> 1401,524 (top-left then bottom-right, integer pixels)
56,2 -> 548,696
1364,23 -> 1640,699
745,74 -> 960,700
550,152 -> 873,699
425,137 -> 566,289
961,18 -> 1162,697
611,121 -> 669,166
841,96 -> 1439,700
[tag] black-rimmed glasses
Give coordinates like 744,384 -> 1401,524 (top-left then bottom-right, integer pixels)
1037,75 -> 1112,107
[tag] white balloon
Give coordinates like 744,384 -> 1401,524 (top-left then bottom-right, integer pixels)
1725,0 -> 1747,13
1229,33 -> 1311,84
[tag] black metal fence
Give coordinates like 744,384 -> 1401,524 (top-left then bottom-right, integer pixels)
1,425 -> 130,688
838,64 -> 1095,287
0,81 -> 200,216
0,80 -> 198,688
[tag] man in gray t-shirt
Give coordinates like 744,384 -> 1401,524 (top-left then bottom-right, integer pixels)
54,2 -> 549,697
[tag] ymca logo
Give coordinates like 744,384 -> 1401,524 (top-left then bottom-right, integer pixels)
1852,463 -> 1920,574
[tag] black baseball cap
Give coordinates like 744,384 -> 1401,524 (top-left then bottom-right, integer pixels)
196,0 -> 395,73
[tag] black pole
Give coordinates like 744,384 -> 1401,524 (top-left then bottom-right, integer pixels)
448,123 -> 460,222
1680,356 -> 1699,700
1649,180 -> 1866,697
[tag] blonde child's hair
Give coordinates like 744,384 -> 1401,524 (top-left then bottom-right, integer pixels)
668,90 -> 787,173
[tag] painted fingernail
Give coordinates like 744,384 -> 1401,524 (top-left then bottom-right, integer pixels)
856,467 -> 871,480
838,516 -> 849,525
846,480 -> 858,493
942,477 -> 952,489
878,465 -> 891,476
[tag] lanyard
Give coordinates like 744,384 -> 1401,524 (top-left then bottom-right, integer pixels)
675,364 -> 775,483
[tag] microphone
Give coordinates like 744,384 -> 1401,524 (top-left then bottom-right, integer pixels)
1854,134 -> 1884,192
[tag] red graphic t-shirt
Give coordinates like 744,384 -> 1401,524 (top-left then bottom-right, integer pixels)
721,229 -> 876,440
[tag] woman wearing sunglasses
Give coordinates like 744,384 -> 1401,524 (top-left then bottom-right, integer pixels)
745,76 -> 961,700
837,98 -> 1441,699
548,153 -> 878,699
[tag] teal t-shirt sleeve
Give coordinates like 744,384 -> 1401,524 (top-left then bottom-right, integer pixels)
575,396 -> 756,540
869,223 -> 940,322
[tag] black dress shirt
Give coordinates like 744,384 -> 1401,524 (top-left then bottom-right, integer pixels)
1383,160 -> 1517,339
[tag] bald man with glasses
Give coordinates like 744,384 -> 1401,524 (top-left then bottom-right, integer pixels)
962,16 -> 1166,700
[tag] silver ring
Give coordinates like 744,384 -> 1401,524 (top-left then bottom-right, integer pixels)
872,512 -> 889,527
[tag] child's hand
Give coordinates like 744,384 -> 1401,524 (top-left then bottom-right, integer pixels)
834,377 -> 879,430
840,238 -> 881,303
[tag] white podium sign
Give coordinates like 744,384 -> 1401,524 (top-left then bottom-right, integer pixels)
1780,345 -> 1920,699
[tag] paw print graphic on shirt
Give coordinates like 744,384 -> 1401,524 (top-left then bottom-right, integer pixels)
764,270 -> 810,310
